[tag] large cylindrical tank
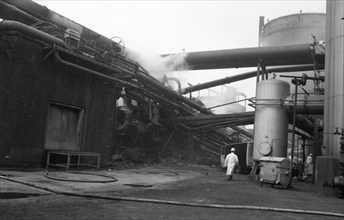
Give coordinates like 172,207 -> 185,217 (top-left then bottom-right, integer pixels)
259,13 -> 326,95
323,0 -> 344,157
253,79 -> 290,161
260,13 -> 326,47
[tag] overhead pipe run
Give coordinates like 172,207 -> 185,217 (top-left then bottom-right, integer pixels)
284,96 -> 324,115
134,71 -> 212,115
181,64 -> 324,94
3,19 -> 318,141
0,20 -> 68,48
1,0 -> 132,60
165,44 -> 324,71
0,1 -> 41,25
0,1 -> 267,159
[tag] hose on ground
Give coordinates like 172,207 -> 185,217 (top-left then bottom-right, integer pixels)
0,175 -> 343,218
43,170 -> 118,183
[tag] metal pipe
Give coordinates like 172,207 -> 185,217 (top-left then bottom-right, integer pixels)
291,80 -> 299,167
284,103 -> 324,115
54,47 -> 211,115
163,76 -> 182,93
53,51 -> 139,88
181,64 -> 324,94
1,0 -> 127,58
145,104 -> 162,132
116,110 -> 133,133
0,20 -> 68,48
0,1 -> 40,25
134,71 -> 212,114
293,115 -> 314,136
166,44 -> 323,71
1,0 -> 51,22
284,94 -> 324,115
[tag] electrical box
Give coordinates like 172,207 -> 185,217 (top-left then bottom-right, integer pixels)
64,28 -> 80,49
259,157 -> 292,188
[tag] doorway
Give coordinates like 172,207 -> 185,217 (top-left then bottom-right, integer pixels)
44,103 -> 84,151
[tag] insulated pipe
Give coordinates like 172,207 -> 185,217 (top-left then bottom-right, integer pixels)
284,94 -> 324,115
53,48 -> 211,115
166,44 -> 323,71
181,64 -> 324,94
1,0 -> 83,34
54,48 -> 212,115
53,51 -> 139,88
134,71 -> 212,114
1,0 -> 123,55
293,115 -> 315,136
0,20 -> 68,48
0,1 -> 40,25
163,76 -> 182,93
284,103 -> 324,115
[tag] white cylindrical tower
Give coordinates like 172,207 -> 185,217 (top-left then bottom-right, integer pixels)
323,0 -> 344,157
253,79 -> 290,161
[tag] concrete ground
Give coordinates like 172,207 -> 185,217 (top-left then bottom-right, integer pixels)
0,165 -> 343,220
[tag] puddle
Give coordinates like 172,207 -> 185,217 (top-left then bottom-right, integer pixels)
0,173 -> 17,177
0,192 -> 45,199
123,183 -> 154,187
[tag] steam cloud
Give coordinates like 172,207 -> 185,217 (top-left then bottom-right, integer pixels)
124,48 -> 248,114
124,48 -> 188,81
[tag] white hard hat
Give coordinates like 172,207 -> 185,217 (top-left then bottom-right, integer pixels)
231,148 -> 235,152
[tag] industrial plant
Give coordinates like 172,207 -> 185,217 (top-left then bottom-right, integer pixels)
0,0 -> 343,219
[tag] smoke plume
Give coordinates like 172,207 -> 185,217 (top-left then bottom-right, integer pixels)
124,48 -> 188,82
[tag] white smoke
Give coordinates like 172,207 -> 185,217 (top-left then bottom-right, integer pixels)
124,48 -> 188,82
198,86 -> 246,114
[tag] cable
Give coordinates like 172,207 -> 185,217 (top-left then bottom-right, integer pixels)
1,175 -> 343,218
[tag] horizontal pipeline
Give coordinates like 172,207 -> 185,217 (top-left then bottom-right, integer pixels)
165,44 -> 324,71
284,95 -> 324,115
182,64 -> 324,94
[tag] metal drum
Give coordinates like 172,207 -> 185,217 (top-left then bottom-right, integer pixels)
253,79 -> 290,161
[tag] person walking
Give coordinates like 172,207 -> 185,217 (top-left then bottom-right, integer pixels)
224,148 -> 239,181
304,153 -> 313,177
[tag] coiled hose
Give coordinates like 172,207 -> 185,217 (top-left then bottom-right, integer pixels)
0,175 -> 343,218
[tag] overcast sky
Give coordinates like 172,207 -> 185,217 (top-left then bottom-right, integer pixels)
34,0 -> 326,108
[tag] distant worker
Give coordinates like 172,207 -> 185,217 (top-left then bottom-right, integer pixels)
303,153 -> 313,179
224,148 -> 239,181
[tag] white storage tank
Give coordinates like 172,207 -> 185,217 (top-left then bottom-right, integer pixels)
259,13 -> 326,96
259,13 -> 326,47
253,79 -> 290,161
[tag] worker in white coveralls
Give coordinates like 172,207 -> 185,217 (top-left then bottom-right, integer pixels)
224,148 -> 239,181
303,153 -> 313,179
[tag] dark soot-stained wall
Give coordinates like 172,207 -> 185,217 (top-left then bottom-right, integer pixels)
0,35 -> 118,167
